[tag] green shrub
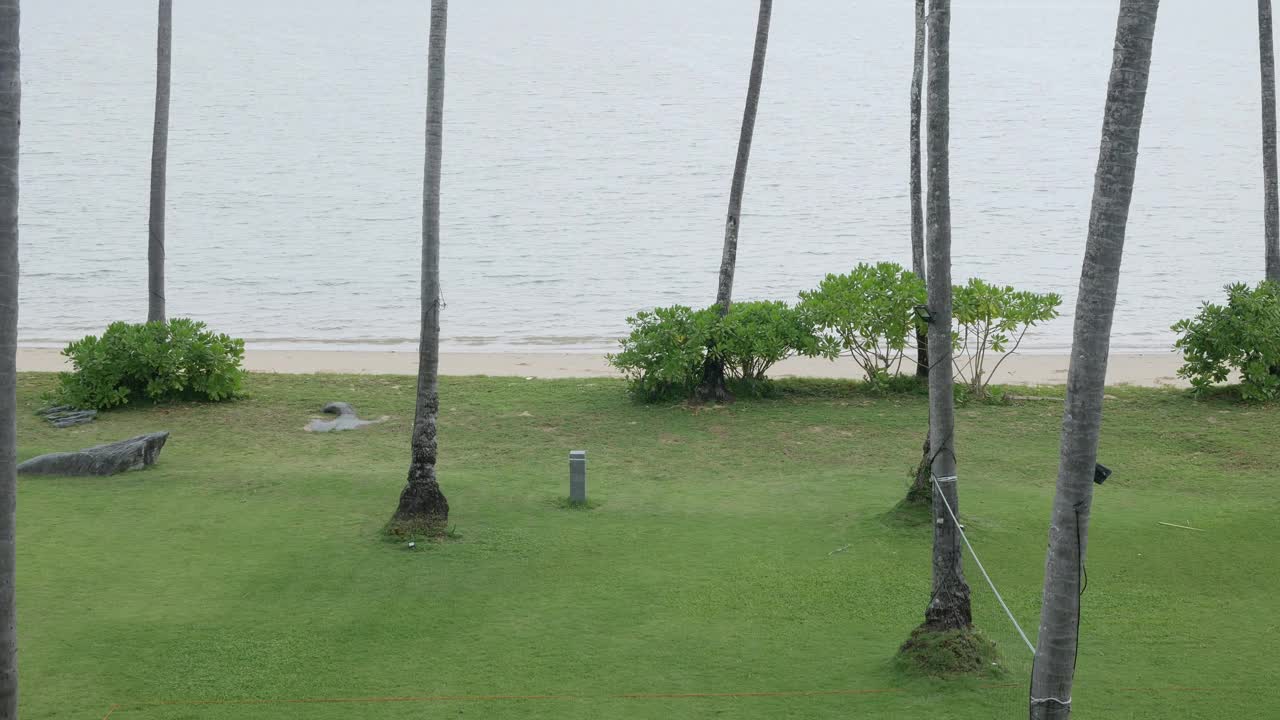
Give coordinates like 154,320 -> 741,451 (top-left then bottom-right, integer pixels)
608,301 -> 817,401
1173,282 -> 1280,401
57,318 -> 246,410
717,300 -> 819,386
951,279 -> 1061,398
796,262 -> 926,386
608,305 -> 716,401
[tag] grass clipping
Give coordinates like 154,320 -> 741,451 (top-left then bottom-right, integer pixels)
895,627 -> 1002,678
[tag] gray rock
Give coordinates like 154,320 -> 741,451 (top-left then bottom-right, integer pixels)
36,405 -> 97,428
304,402 -> 388,432
47,410 -> 98,428
17,432 -> 170,476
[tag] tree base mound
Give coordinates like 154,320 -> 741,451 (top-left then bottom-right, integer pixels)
902,477 -> 932,507
383,516 -> 453,543
904,429 -> 932,498
882,497 -> 933,527
895,626 -> 1001,678
695,357 -> 735,404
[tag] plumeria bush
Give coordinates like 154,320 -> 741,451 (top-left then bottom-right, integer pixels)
608,305 -> 716,401
1173,281 -> 1280,401
611,265 -> 1065,401
608,301 -> 817,401
951,279 -> 1062,398
797,262 -> 926,387
717,300 -> 820,387
57,318 -> 246,410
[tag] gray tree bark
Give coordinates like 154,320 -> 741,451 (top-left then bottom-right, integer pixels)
1030,2 -> 1160,717
919,0 -> 971,632
0,0 -> 17,715
911,0 -> 929,378
393,0 -> 450,525
903,0 -> 931,505
1261,0 -> 1280,282
904,432 -> 932,506
147,0 -> 171,324
714,0 -> 771,313
698,0 -> 772,402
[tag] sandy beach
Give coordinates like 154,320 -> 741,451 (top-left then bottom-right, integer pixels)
15,348 -> 1189,387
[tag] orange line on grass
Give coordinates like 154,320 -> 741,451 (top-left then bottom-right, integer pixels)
1117,686 -> 1220,693
614,687 -> 903,699
101,684 -> 1225,716
131,693 -> 576,708
101,687 -> 904,715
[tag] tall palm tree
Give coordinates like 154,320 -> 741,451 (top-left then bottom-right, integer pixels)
917,0 -> 971,631
0,0 -> 18,715
910,0 -> 928,378
698,0 -> 772,402
903,0 -> 931,509
1029,2 -> 1160,717
1261,0 -> 1280,282
392,0 -> 450,527
148,0 -> 172,323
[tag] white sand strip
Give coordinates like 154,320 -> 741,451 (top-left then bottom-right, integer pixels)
15,348 -> 1188,387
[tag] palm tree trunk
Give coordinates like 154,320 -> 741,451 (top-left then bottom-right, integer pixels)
903,0 -> 931,507
904,432 -> 932,506
393,0 -> 449,525
0,1 -> 18,715
698,0 -> 772,402
911,0 -> 929,378
1261,0 -> 1280,283
1029,2 -> 1160,717
147,0 -> 171,324
918,0 -> 971,631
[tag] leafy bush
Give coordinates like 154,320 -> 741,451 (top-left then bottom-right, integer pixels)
1173,282 -> 1280,401
609,268 -> 1066,401
797,262 -> 926,385
717,300 -> 819,384
608,301 -> 817,401
57,318 -> 246,410
608,305 -> 716,401
951,279 -> 1061,398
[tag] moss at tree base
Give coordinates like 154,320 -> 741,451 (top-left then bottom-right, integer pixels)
895,626 -> 1002,678
882,497 -> 933,527
897,429 -> 934,511
383,516 -> 453,543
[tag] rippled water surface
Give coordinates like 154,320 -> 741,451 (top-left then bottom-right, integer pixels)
18,1 -> 1269,352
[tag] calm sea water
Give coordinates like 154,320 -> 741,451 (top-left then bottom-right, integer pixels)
17,1 -> 1268,353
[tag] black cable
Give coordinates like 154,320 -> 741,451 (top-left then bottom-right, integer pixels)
1027,500 -> 1089,712
1072,501 -> 1085,672
926,430 -> 957,470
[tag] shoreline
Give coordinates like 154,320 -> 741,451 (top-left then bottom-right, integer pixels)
14,348 -> 1189,387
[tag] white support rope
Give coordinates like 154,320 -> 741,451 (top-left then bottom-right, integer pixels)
932,475 -> 1036,655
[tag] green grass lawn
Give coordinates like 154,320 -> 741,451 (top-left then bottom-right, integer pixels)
13,373 -> 1278,719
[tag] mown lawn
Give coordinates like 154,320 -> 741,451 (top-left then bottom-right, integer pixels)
13,373 -> 1277,719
